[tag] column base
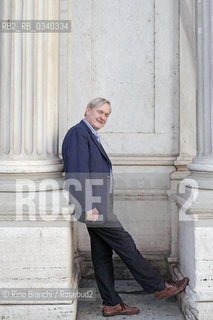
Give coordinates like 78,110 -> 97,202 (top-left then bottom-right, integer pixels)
168,264 -> 199,320
174,188 -> 213,320
169,263 -> 213,320
0,223 -> 80,320
0,172 -> 66,192
0,159 -> 64,173
186,169 -> 213,190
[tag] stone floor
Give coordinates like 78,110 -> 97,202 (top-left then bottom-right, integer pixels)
77,279 -> 185,320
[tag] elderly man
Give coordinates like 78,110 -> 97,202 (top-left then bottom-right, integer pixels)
62,97 -> 189,317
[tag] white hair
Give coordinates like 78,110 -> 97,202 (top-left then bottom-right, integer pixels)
84,97 -> 111,116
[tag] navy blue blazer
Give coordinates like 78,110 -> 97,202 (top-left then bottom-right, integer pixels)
62,120 -> 112,223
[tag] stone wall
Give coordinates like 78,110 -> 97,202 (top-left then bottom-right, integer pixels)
61,0 -> 179,277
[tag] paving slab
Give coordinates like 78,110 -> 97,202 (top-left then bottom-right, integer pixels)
77,279 -> 185,320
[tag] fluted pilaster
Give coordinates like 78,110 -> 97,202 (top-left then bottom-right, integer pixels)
0,0 -> 62,173
188,0 -> 213,174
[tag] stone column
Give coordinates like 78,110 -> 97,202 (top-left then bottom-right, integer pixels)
0,1 -> 78,319
0,0 -> 63,174
188,0 -> 213,180
175,1 -> 213,319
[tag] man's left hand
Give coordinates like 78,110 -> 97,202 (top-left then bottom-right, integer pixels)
86,208 -> 99,222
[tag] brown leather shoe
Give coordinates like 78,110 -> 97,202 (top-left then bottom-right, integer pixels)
154,277 -> 189,299
102,302 -> 140,317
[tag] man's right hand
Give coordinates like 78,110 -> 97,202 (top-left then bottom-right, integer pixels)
86,208 -> 99,222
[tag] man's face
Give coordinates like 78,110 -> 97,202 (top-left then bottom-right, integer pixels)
85,103 -> 111,131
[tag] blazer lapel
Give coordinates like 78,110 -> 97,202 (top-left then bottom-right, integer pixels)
80,121 -> 111,164
92,133 -> 111,164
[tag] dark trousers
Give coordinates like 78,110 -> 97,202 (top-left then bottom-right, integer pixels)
87,221 -> 166,306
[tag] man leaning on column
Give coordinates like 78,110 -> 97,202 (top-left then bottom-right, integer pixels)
62,97 -> 189,317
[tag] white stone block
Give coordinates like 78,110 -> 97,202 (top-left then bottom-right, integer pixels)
0,227 -> 73,288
